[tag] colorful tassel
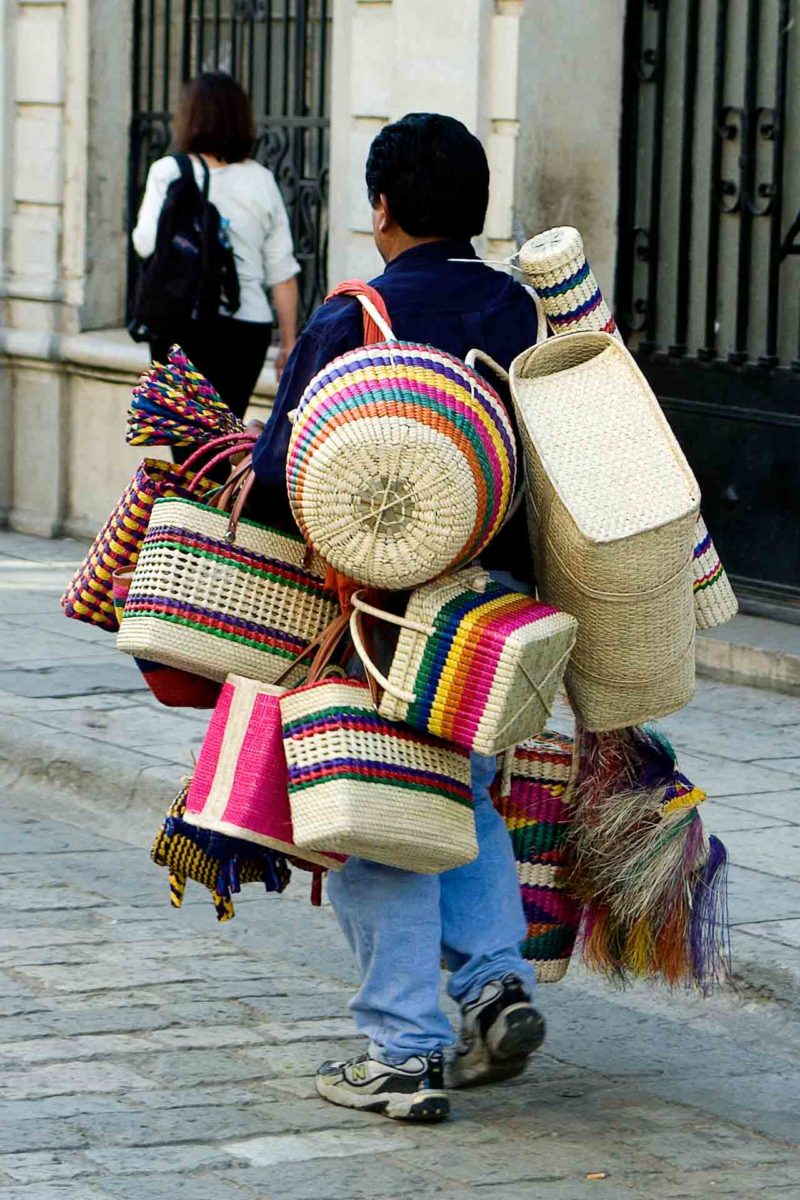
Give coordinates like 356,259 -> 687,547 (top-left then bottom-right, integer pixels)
128,345 -> 244,447
568,725 -> 730,988
152,782 -> 291,921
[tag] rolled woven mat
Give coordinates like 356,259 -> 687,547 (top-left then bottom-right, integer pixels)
567,724 -> 730,990
518,226 -> 737,631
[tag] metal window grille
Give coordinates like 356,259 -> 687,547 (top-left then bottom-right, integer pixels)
127,0 -> 331,325
616,0 -> 800,602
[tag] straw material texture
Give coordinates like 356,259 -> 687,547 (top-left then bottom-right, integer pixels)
494,731 -> 581,983
360,569 -> 577,755
511,332 -> 699,731
281,678 -> 476,873
693,514 -> 738,629
61,459 -> 212,632
286,343 -> 516,590
184,675 -> 343,869
519,227 -> 621,342
117,496 -> 338,684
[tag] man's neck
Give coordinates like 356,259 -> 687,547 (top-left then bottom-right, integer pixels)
383,234 -> 450,264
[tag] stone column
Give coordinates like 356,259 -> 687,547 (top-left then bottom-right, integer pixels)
328,0 -> 524,284
0,0 -> 131,536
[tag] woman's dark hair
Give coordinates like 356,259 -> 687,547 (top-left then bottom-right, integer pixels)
173,72 -> 256,163
365,113 -> 489,240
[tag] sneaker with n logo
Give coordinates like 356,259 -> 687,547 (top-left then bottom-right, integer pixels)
315,1050 -> 449,1122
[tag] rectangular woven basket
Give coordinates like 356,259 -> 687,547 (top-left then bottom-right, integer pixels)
511,332 -> 700,731
352,569 -> 577,755
495,731 -> 582,983
280,678 -> 477,873
117,496 -> 338,685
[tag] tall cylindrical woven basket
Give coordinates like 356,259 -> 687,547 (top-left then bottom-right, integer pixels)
511,331 -> 700,731
494,731 -> 581,983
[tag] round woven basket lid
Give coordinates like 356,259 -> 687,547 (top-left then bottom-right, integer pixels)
519,226 -> 584,277
287,342 -> 517,590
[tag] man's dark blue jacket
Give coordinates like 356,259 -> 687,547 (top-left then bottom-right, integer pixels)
250,237 -> 538,575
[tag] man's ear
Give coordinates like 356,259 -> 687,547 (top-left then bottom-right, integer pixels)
376,193 -> 393,233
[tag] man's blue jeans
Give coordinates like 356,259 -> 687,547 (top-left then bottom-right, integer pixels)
326,753 -> 535,1064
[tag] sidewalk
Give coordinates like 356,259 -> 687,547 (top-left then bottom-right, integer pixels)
2,529 -> 800,1199
1,528 -> 800,1004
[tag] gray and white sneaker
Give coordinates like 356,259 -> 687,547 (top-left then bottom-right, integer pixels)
449,973 -> 545,1089
315,1050 -> 450,1122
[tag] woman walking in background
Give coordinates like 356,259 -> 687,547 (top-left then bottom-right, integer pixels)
132,72 -> 300,418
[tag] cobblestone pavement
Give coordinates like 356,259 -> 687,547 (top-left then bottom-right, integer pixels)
1,531 -> 800,1197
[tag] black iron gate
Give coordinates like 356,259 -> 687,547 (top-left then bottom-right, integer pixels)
127,0 -> 331,325
617,0 -> 800,604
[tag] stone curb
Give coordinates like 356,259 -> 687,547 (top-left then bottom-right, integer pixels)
0,709 -> 185,819
696,633 -> 800,696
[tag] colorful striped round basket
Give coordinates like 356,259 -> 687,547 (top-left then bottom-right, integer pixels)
286,343 -> 517,590
494,731 -> 582,983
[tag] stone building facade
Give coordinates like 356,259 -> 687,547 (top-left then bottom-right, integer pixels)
0,0 -> 625,539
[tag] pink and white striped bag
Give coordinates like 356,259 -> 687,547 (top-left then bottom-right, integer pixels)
183,673 -> 345,871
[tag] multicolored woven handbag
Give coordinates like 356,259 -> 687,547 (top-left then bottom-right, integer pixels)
151,780 -> 291,922
350,568 -> 577,755
184,672 -> 345,870
117,490 -> 338,686
494,731 -> 582,983
280,677 -> 476,873
112,567 -> 221,708
286,288 -> 517,591
61,435 -> 253,632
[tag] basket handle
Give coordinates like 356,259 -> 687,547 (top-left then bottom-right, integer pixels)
348,607 -> 418,705
465,348 -> 510,384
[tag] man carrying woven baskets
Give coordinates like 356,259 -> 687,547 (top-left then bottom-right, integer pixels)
249,114 -> 544,1123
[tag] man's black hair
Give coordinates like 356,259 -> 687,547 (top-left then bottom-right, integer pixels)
365,113 -> 489,240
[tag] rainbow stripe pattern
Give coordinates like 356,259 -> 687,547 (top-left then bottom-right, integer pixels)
117,496 -> 338,685
286,343 -> 517,590
376,569 -> 578,756
494,731 -> 582,982
281,678 -> 477,873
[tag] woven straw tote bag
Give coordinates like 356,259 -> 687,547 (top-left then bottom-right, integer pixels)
280,677 -> 476,873
285,292 -> 517,591
117,471 -> 338,685
183,674 -> 345,871
183,616 -> 350,869
349,568 -> 577,756
59,435 -> 244,631
510,331 -> 700,731
494,731 -> 581,983
519,225 -> 737,632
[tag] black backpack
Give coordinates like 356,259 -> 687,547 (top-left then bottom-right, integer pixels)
128,154 -> 240,343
